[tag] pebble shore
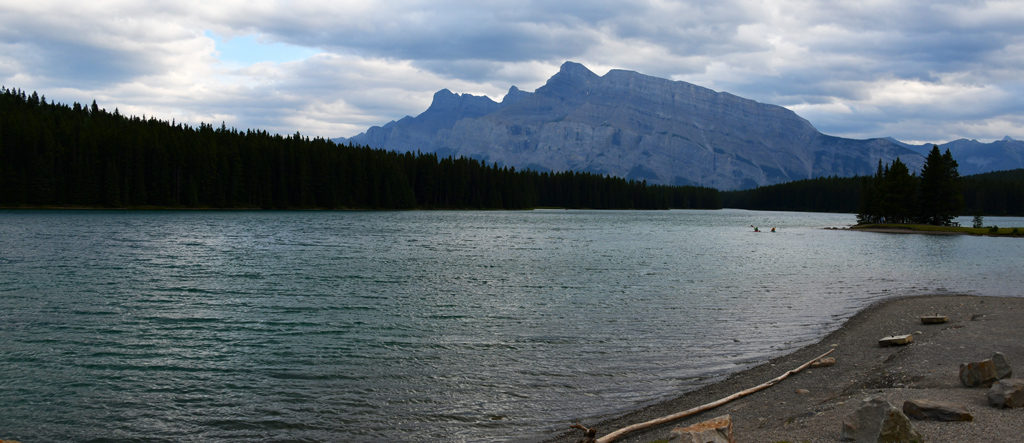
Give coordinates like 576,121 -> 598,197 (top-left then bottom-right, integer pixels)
545,294 -> 1024,442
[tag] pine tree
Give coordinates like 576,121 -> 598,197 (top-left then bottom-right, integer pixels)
857,158 -> 917,224
917,145 -> 962,225
876,158 -> 912,223
857,160 -> 885,224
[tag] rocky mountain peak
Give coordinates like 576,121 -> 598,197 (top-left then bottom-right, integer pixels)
501,85 -> 531,105
557,61 -> 598,78
428,88 -> 457,108
426,88 -> 498,115
341,61 -> 940,189
536,61 -> 600,98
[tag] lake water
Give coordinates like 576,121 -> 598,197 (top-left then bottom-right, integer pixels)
1,209 -> 1022,441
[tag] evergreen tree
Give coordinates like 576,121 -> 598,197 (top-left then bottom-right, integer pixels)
856,158 -> 917,224
881,158 -> 917,223
962,169 -> 1024,216
917,145 -> 962,225
972,214 -> 984,228
856,161 -> 885,224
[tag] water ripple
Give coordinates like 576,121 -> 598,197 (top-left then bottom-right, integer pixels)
1,210 -> 1022,441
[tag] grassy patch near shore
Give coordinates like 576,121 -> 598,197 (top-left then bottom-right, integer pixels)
852,223 -> 1024,236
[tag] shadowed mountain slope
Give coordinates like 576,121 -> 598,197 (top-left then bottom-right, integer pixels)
343,62 -> 931,190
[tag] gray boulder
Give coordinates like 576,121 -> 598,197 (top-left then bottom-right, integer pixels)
841,397 -> 922,442
961,352 -> 1014,387
992,351 -> 1013,379
960,359 -> 999,387
987,378 -> 1024,408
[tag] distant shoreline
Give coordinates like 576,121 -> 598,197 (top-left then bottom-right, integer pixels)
0,205 -> 266,211
0,205 -> 670,212
850,223 -> 1023,237
850,226 -> 964,235
544,294 -> 1024,442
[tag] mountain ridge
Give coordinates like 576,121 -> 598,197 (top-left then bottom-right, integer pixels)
339,62 -> 1022,190
896,138 -> 1024,176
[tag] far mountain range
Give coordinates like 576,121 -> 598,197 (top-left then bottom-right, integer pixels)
338,62 -> 1024,190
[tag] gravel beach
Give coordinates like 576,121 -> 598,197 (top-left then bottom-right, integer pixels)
545,294 -> 1024,442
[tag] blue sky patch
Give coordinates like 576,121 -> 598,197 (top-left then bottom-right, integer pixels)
206,31 -> 319,65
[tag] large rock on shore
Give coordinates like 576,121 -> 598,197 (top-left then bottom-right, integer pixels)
961,352 -> 1014,387
992,352 -> 1013,379
902,399 -> 973,421
841,397 -> 922,442
987,379 -> 1024,408
960,360 -> 998,387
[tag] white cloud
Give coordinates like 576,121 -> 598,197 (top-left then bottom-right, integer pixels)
0,0 -> 1021,142
867,77 -> 997,109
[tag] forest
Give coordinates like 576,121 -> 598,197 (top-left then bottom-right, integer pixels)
720,176 -> 861,213
0,87 -> 720,210
722,167 -> 1024,217
3,87 -> 1021,215
856,148 -> 962,225
961,169 -> 1024,216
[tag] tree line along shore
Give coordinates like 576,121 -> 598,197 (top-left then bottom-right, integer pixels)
1,87 -> 1022,215
720,169 -> 1024,217
0,87 -> 718,210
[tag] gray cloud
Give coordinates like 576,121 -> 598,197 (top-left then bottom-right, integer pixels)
19,40 -> 154,87
0,0 -> 1021,144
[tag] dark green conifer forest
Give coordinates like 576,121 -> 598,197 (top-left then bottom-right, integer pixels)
719,176 -> 861,213
4,87 -> 1021,215
960,169 -> 1024,216
856,147 -> 963,225
0,87 -> 720,210
722,162 -> 1023,217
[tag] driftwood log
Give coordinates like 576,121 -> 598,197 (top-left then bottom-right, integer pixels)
593,348 -> 836,443
569,423 -> 597,443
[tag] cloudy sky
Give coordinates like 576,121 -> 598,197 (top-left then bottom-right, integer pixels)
2,1 -> 1022,144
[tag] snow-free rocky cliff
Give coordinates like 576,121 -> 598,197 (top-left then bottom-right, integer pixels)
341,62 -> 1019,190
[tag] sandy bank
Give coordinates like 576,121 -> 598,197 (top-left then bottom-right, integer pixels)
544,294 -> 1024,442
851,227 -> 966,235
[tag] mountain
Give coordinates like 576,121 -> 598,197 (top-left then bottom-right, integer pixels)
340,61 -> 927,190
896,137 -> 1024,176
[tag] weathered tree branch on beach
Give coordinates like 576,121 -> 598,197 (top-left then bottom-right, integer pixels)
569,423 -> 597,443
593,348 -> 836,443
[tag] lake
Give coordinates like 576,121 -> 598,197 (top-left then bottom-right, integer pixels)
1,209 -> 1021,441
